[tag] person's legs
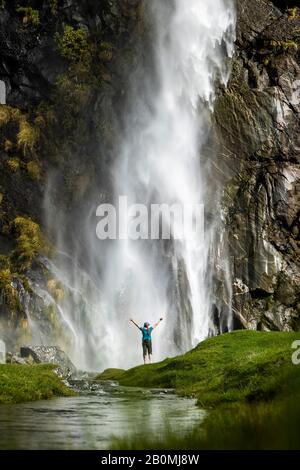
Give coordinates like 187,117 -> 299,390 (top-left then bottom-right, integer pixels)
148,341 -> 152,364
143,341 -> 147,364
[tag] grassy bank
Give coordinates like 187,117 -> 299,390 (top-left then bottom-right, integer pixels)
0,364 -> 75,404
104,330 -> 300,450
97,330 -> 300,407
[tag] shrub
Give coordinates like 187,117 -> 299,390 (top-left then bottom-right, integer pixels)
7,158 -> 20,172
99,41 -> 114,62
0,106 -> 22,126
26,161 -> 41,180
9,216 -> 47,271
47,279 -> 65,302
50,0 -> 58,15
4,139 -> 13,152
17,118 -> 38,155
287,8 -> 299,20
0,106 -> 11,126
55,73 -> 91,122
269,39 -> 298,53
0,268 -> 20,314
16,7 -> 40,26
56,25 -> 90,63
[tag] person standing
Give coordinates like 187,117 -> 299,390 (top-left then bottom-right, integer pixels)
130,318 -> 163,364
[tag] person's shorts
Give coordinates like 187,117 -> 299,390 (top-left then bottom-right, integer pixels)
142,340 -> 152,356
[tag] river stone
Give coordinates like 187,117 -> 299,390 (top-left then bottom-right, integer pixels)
20,346 -> 76,378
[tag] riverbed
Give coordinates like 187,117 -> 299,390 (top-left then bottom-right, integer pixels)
0,381 -> 205,450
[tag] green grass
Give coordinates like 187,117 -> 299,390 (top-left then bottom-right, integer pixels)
104,330 -> 300,450
97,330 -> 300,407
0,364 -> 75,404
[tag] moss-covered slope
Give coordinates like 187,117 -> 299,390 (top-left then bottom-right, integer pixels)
0,363 -> 75,404
97,330 -> 300,407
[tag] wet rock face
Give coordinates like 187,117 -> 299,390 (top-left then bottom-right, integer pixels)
215,0 -> 300,331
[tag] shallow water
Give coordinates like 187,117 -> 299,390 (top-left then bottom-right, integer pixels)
0,383 -> 205,450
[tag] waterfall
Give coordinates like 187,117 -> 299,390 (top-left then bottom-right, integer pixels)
39,0 -> 235,370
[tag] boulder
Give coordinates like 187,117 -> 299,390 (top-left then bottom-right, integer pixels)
20,346 -> 76,378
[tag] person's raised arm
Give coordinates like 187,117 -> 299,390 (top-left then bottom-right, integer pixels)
130,318 -> 141,330
153,317 -> 163,328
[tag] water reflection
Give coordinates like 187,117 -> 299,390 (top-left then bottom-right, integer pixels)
0,386 -> 205,449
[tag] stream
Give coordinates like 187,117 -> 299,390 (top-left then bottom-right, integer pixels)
0,380 -> 206,450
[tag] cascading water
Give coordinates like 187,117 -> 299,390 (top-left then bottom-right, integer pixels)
33,0 -> 235,370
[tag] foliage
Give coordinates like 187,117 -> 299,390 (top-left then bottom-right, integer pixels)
16,7 -> 40,26
8,216 -> 48,271
26,161 -> 41,180
56,25 -> 90,63
269,39 -> 298,53
0,266 -> 20,314
99,41 -> 114,62
50,0 -> 58,15
0,105 -> 22,126
7,158 -> 20,172
0,106 -> 14,126
97,330 -> 300,407
287,7 -> 299,20
47,278 -> 65,302
0,364 -> 75,404
17,118 -> 38,156
4,139 -> 13,152
54,72 -> 91,128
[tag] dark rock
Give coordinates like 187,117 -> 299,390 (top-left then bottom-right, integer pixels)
214,0 -> 300,331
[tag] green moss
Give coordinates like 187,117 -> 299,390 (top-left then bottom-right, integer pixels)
16,7 -> 40,26
97,331 -> 300,408
0,364 -> 75,404
56,25 -> 90,63
97,368 -> 125,381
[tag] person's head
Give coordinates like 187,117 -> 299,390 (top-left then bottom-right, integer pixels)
144,322 -> 150,328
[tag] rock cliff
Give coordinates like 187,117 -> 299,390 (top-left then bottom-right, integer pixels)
215,0 -> 300,330
0,0 -> 299,346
